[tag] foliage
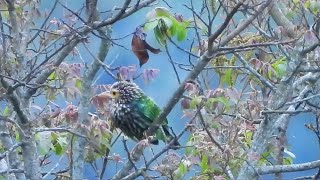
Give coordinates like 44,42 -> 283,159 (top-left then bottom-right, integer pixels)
0,0 -> 319,180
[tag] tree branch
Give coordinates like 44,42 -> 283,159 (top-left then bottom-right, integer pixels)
71,3 -> 112,178
258,159 -> 320,175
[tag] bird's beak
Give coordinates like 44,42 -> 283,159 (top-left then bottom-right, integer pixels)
104,91 -> 112,98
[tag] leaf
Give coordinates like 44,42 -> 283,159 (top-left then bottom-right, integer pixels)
144,39 -> 161,54
52,142 -> 63,155
15,131 -> 20,141
144,19 -> 159,31
51,133 -> 68,155
200,155 -> 208,173
154,7 -> 171,18
310,1 -> 320,14
132,27 -> 161,66
207,97 -> 229,108
2,106 -> 9,117
159,17 -> 173,28
174,163 -> 187,180
48,71 -> 56,80
272,57 -> 287,77
190,96 -> 202,109
185,141 -> 194,155
283,157 -> 293,165
176,25 -> 187,41
132,33 -> 149,66
75,79 -> 82,89
224,69 -> 233,86
168,23 -> 177,37
154,26 -> 167,46
38,131 -> 52,155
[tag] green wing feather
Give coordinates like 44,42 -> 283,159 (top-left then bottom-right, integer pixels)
134,95 -> 168,124
133,95 -> 170,142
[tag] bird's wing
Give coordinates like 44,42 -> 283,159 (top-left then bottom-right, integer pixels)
133,96 -> 169,142
134,96 -> 168,125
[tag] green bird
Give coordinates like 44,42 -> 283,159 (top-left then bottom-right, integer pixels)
108,81 -> 179,146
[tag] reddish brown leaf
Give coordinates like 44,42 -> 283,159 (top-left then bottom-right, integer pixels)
132,27 -> 161,67
143,40 -> 161,54
132,33 -> 149,67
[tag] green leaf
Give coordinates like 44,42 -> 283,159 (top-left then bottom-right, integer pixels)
174,163 -> 187,180
57,136 -> 68,146
224,69 -> 233,86
38,131 -> 52,155
244,131 -> 253,146
258,151 -> 271,165
210,121 -> 220,129
52,142 -> 63,155
207,97 -> 229,109
185,141 -> 194,155
272,57 -> 287,77
283,157 -> 293,165
15,131 -> 20,141
176,25 -> 187,41
310,1 -> 320,14
154,26 -> 167,46
190,96 -> 202,109
159,17 -> 173,28
144,19 -> 159,31
145,17 -> 173,32
51,134 -> 68,155
51,132 -> 58,141
2,106 -> 9,117
75,79 -> 82,89
244,131 -> 253,139
168,22 -> 178,37
48,71 -> 56,80
200,155 -> 209,173
285,9 -> 295,19
304,1 -> 311,9
155,7 -> 172,18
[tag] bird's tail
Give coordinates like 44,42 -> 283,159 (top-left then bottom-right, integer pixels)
162,125 -> 180,147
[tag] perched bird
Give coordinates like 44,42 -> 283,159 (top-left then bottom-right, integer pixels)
108,81 -> 179,146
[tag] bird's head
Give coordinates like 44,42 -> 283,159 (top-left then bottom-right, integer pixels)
108,81 -> 144,103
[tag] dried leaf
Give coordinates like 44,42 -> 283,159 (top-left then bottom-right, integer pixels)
144,40 -> 161,54
132,27 -> 161,66
132,33 -> 149,66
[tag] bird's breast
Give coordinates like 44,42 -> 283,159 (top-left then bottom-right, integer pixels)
111,103 -> 131,124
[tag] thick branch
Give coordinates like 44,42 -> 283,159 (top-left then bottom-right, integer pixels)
269,2 -> 296,38
0,119 -> 25,179
71,10 -> 112,179
258,159 -> 320,175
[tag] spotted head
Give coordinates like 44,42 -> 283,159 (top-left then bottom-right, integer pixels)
109,81 -> 144,104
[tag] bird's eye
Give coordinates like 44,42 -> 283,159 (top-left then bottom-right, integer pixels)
110,90 -> 119,98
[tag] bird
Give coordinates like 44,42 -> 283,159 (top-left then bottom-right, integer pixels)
108,81 -> 179,146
